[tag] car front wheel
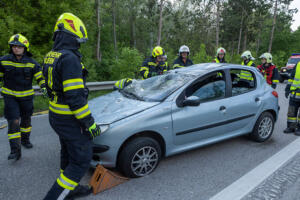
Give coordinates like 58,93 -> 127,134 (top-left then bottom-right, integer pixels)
250,112 -> 274,142
119,137 -> 162,178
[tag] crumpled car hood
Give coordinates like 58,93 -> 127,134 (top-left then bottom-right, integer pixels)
89,91 -> 160,124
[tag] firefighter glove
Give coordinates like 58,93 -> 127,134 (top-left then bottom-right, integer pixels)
88,123 -> 101,139
285,91 -> 289,99
41,88 -> 48,98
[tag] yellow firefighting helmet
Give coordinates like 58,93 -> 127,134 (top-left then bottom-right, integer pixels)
54,13 -> 88,43
152,46 -> 165,58
259,53 -> 272,63
216,47 -> 226,56
8,34 -> 30,51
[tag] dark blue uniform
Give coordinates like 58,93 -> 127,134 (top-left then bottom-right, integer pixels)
139,57 -> 167,79
172,56 -> 193,69
0,53 -> 45,154
43,32 -> 95,199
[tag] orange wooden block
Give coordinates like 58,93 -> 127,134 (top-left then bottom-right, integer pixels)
90,164 -> 129,194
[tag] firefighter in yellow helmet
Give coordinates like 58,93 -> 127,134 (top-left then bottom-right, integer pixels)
43,13 -> 101,199
139,46 -> 167,79
213,47 -> 227,63
0,34 -> 46,160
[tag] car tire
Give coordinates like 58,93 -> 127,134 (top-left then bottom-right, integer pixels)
119,137 -> 162,178
250,112 -> 274,143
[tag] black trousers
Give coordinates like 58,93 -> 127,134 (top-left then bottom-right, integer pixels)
44,112 -> 93,200
287,98 -> 300,128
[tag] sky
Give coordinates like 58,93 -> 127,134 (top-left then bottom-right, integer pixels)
290,0 -> 300,31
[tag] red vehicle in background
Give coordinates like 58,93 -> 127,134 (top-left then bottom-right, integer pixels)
279,53 -> 300,83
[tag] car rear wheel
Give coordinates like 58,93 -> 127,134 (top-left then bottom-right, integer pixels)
250,112 -> 274,142
119,137 -> 161,178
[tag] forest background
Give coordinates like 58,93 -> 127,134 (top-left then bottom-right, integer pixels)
0,0 -> 299,81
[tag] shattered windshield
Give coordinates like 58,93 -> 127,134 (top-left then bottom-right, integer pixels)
121,72 -> 196,102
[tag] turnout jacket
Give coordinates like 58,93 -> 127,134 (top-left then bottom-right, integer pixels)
212,57 -> 226,63
0,54 -> 45,99
257,63 -> 279,85
286,62 -> 300,101
139,57 -> 167,79
172,56 -> 193,69
42,32 -> 94,128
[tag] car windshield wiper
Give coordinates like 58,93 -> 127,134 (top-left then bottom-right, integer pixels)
120,90 -> 144,101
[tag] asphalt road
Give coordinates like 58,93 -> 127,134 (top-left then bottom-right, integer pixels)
0,83 -> 297,200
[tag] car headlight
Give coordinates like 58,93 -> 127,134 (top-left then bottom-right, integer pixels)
97,124 -> 110,134
283,69 -> 287,72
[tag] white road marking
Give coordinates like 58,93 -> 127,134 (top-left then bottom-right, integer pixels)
210,137 -> 300,200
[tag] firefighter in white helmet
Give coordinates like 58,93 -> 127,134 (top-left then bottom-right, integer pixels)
257,52 -> 279,89
238,50 -> 256,84
213,47 -> 226,63
172,45 -> 193,69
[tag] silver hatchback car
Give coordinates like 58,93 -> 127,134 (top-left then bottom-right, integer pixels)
89,63 -> 279,178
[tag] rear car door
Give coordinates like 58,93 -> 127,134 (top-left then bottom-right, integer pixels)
219,68 -> 263,134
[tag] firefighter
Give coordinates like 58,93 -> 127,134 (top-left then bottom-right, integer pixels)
239,50 -> 256,84
0,34 -> 46,160
140,46 -> 167,79
257,53 -> 279,89
173,45 -> 193,69
284,61 -> 300,135
43,13 -> 101,199
213,47 -> 226,63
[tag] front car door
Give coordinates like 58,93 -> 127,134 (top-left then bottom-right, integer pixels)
171,70 -> 230,146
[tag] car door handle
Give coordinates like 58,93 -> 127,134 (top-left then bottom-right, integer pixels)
219,106 -> 226,111
255,97 -> 260,102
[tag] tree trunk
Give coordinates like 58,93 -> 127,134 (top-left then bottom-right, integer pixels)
243,28 -> 247,52
96,0 -> 102,62
157,0 -> 164,46
268,0 -> 278,53
112,0 -> 118,59
216,0 -> 220,48
130,0 -> 136,48
237,12 -> 244,55
256,14 -> 263,56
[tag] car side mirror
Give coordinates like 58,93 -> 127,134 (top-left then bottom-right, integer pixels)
182,96 -> 201,107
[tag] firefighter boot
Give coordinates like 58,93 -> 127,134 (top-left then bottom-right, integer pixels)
21,132 -> 33,148
65,185 -> 92,200
284,122 -> 295,134
284,127 -> 295,134
8,138 -> 21,160
295,124 -> 300,136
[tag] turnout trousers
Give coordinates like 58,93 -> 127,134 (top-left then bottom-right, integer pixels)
4,95 -> 33,156
44,111 -> 93,200
287,98 -> 300,129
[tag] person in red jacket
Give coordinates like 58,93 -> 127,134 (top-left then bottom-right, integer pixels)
257,53 -> 279,89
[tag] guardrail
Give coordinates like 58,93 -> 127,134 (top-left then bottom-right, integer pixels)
0,81 -> 116,98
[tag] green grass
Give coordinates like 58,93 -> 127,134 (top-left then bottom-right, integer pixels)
0,90 -> 113,117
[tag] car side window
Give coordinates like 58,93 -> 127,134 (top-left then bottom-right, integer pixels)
230,69 -> 256,96
186,71 -> 226,102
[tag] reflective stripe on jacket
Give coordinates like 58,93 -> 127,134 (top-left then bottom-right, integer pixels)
240,60 -> 255,81
139,57 -> 167,79
0,54 -> 45,98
